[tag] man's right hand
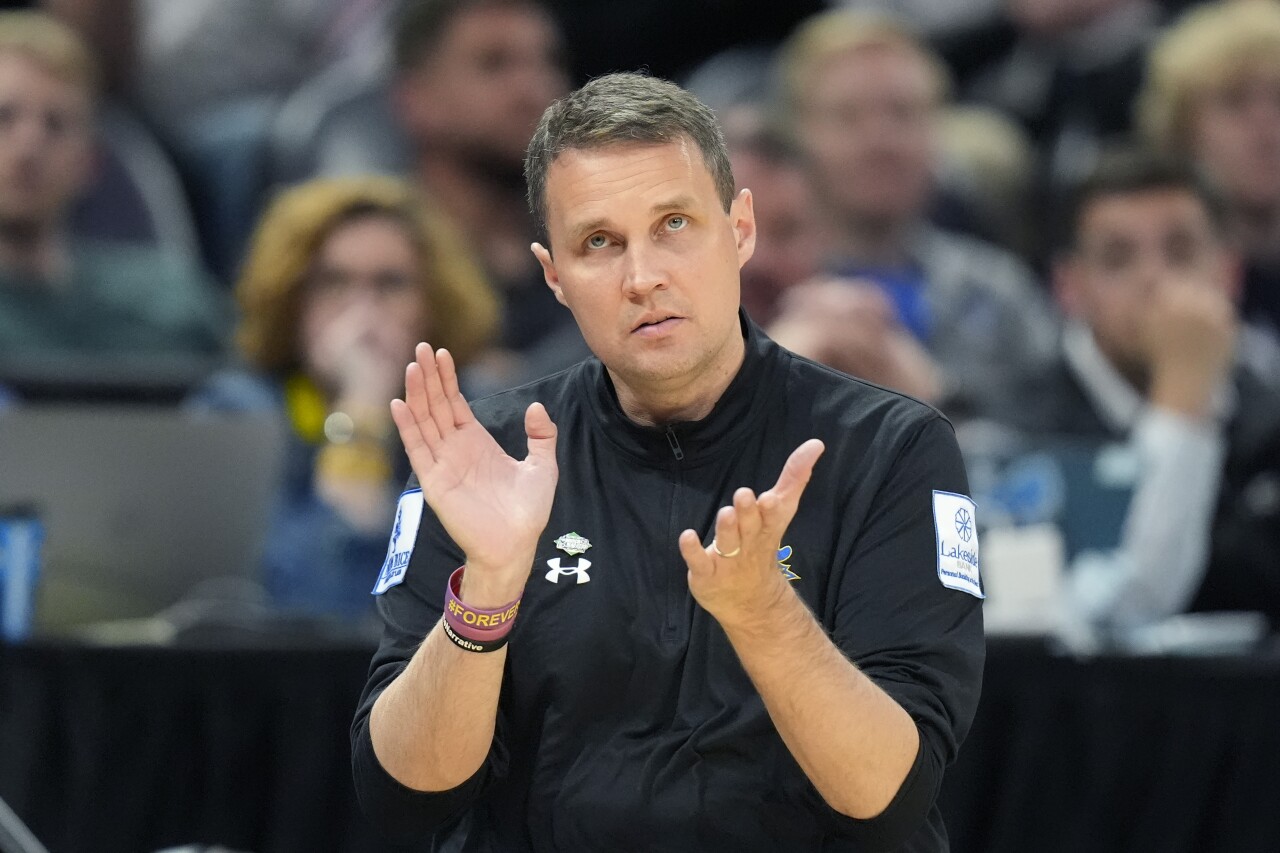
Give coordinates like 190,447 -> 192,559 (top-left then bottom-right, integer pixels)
390,343 -> 559,606
1142,278 -> 1238,420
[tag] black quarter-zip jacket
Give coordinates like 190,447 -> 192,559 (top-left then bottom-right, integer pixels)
352,314 -> 985,852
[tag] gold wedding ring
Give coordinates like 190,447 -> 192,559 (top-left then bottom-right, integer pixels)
711,540 -> 741,558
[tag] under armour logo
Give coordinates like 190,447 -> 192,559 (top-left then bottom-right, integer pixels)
545,557 -> 592,584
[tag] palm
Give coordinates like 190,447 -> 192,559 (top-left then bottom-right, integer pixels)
392,345 -> 559,570
413,418 -> 556,564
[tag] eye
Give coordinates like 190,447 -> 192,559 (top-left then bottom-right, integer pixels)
586,233 -> 610,250
666,215 -> 688,232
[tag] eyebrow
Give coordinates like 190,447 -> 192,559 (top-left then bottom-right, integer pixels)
648,195 -> 698,216
567,195 -> 700,242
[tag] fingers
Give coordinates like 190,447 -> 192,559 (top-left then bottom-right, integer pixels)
402,358 -> 443,452
390,397 -> 434,465
435,347 -> 477,427
679,528 -> 713,576
524,402 -> 558,464
402,343 -> 467,453
418,344 -> 456,438
760,440 -> 825,527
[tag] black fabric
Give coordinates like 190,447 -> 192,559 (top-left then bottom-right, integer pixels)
942,637 -> 1280,853
1000,355 -> 1280,626
352,315 -> 986,851
3,639 -> 1280,852
0,642 -> 420,853
1242,260 -> 1280,341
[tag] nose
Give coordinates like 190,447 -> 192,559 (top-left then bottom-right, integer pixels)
621,242 -> 667,299
1131,250 -> 1171,296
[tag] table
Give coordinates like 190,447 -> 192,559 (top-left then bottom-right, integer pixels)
2,639 -> 1278,853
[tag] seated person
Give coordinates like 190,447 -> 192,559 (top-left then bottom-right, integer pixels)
188,176 -> 498,622
725,109 -> 951,404
1138,0 -> 1280,385
0,12 -> 227,376
391,0 -> 587,394
995,152 -> 1280,641
773,9 -> 1058,421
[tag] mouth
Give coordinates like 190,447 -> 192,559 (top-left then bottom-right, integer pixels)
632,314 -> 684,336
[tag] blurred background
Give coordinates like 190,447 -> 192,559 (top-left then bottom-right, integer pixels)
1,0 -> 1279,851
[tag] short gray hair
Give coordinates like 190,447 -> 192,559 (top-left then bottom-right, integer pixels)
524,71 -> 736,239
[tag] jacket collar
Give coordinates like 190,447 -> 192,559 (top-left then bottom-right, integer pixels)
579,309 -> 782,468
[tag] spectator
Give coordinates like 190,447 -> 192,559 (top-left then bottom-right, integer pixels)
131,0 -> 394,279
722,109 -> 824,326
830,0 -> 1001,37
774,9 -> 1057,419
1137,0 -> 1280,383
963,0 -> 1161,189
721,106 -> 946,402
1000,152 -> 1280,640
391,0 -> 587,391
0,11 -> 226,375
188,176 -> 498,622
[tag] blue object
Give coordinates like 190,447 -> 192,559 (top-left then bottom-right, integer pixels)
832,264 -> 933,341
0,508 -> 43,641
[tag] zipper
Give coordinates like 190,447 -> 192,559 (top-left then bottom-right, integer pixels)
664,425 -> 685,641
665,426 -> 684,461
664,466 -> 685,641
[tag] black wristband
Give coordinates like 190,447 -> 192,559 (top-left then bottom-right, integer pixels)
442,618 -> 510,653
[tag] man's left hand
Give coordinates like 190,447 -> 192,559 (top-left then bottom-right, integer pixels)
679,439 -> 825,630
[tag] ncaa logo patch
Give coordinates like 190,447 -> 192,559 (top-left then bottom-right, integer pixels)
372,489 -> 423,595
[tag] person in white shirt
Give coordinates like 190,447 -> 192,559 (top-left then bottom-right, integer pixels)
1000,151 -> 1280,641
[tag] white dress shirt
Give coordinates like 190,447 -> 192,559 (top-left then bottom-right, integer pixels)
1061,322 -> 1230,633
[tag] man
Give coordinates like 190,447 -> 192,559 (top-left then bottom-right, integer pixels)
0,11 -> 226,377
1001,152 -> 1280,638
392,0 -> 586,387
962,0 -> 1160,184
776,10 -> 1057,420
724,108 -> 944,404
352,72 -> 984,851
1137,0 -> 1280,383
721,111 -> 824,327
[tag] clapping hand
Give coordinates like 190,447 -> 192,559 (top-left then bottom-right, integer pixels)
680,439 -> 825,629
390,344 -> 559,604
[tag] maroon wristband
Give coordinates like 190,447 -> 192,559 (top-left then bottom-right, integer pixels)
444,566 -> 522,642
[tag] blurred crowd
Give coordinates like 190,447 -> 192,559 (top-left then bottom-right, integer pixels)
1,0 -> 1278,650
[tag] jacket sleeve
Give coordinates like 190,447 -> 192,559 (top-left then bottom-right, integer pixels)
349,477 -> 511,843
822,413 -> 986,850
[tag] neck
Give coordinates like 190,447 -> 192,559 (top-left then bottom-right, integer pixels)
0,218 -> 62,281
822,204 -> 914,268
609,330 -> 746,427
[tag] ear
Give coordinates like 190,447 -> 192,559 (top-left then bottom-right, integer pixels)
531,242 -> 566,306
731,188 -> 757,269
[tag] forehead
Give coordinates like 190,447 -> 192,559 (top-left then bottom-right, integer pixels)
437,3 -> 560,56
1200,55 -> 1280,94
0,51 -> 87,98
543,138 -> 719,230
1079,188 -> 1217,240
320,213 -> 417,254
807,43 -> 934,103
